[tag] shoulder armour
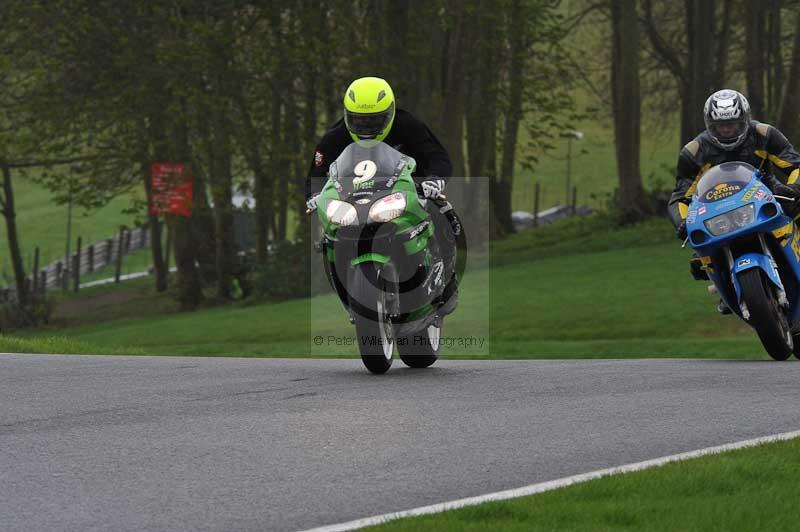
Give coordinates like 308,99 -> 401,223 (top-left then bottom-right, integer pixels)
755,122 -> 771,137
683,140 -> 700,157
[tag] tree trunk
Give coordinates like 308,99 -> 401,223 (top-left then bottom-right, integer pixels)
171,103 -> 204,309
744,1 -> 766,118
497,0 -> 525,236
679,85 -> 695,148
766,0 -> 782,121
210,106 -> 236,300
169,216 -> 201,309
777,11 -> 800,141
298,46 -> 319,246
686,0 -> 715,142
1,162 -> 29,306
234,88 -> 270,264
713,0 -> 732,89
142,160 -> 168,292
439,2 -> 466,178
611,0 -> 647,223
386,1 -> 412,108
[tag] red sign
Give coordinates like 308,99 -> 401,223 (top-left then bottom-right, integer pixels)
150,163 -> 193,217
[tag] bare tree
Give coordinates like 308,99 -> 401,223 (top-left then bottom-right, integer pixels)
778,10 -> 800,141
611,0 -> 648,223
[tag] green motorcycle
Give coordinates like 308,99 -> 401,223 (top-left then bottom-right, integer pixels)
314,141 -> 458,374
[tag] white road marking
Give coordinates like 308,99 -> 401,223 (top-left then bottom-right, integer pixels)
299,429 -> 800,532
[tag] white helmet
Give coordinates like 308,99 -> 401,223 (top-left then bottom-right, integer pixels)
703,89 -> 751,151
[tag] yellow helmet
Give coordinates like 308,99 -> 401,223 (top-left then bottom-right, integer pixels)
343,77 -> 396,142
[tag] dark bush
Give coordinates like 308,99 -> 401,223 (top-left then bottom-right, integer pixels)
251,240 -> 311,301
0,295 -> 54,332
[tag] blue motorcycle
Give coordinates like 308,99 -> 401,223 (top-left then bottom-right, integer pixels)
686,161 -> 800,360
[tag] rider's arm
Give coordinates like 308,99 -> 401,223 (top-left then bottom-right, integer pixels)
759,123 -> 800,185
305,125 -> 348,199
403,116 -> 453,182
667,142 -> 701,229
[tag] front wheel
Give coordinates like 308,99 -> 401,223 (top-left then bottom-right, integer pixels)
350,263 -> 394,374
397,323 -> 441,368
738,268 -> 793,361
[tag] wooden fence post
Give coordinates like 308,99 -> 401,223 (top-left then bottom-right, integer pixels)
73,236 -> 82,292
571,186 -> 577,215
88,244 -> 95,273
40,271 -> 47,294
533,182 -> 540,228
32,247 -> 40,293
115,228 -> 125,283
105,238 -> 113,265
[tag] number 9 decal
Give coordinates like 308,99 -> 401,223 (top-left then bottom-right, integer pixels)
353,160 -> 377,185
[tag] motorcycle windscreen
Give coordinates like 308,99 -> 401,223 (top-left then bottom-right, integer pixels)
695,161 -> 757,203
329,142 -> 413,197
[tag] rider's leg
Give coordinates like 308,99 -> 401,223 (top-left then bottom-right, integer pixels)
427,201 -> 458,309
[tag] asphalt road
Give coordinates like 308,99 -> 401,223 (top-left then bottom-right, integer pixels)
3,355 -> 800,532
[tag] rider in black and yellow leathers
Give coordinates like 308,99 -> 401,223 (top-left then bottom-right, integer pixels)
669,89 -> 800,238
669,89 -> 800,313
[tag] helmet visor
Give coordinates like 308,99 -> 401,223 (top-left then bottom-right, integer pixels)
708,120 -> 747,144
345,103 -> 394,139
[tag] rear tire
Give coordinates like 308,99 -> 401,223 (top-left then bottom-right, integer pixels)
738,268 -> 793,361
398,323 -> 441,368
350,263 -> 394,374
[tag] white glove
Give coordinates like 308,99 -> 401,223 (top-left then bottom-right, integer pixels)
421,179 -> 445,199
306,193 -> 320,212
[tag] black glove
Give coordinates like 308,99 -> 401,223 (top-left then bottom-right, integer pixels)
676,220 -> 688,241
762,173 -> 800,199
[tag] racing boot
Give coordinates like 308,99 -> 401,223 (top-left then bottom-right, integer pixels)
689,253 -> 708,281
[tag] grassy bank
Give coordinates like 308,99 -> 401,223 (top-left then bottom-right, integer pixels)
366,437 -> 800,531
3,214 -> 767,359
0,174 -> 140,275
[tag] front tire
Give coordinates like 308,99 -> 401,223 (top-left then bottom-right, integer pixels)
738,268 -> 793,361
397,323 -> 441,368
350,263 -> 394,374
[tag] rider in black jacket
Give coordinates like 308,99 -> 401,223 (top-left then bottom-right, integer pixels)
304,111 -> 452,201
305,76 -> 458,306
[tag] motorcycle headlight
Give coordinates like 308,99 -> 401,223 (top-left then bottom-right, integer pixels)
326,200 -> 359,226
703,203 -> 755,236
368,192 -> 406,223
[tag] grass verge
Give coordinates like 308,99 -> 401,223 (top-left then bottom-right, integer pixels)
365,436 -> 800,531
0,334 -> 145,356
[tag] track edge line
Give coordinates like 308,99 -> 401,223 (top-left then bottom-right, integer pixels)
298,429 -> 800,532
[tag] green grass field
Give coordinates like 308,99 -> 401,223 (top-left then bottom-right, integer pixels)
2,214 -> 766,360
365,436 -> 800,531
511,114 -> 679,213
0,173 -> 141,279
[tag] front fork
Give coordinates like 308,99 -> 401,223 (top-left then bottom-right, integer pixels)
725,234 -> 789,320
